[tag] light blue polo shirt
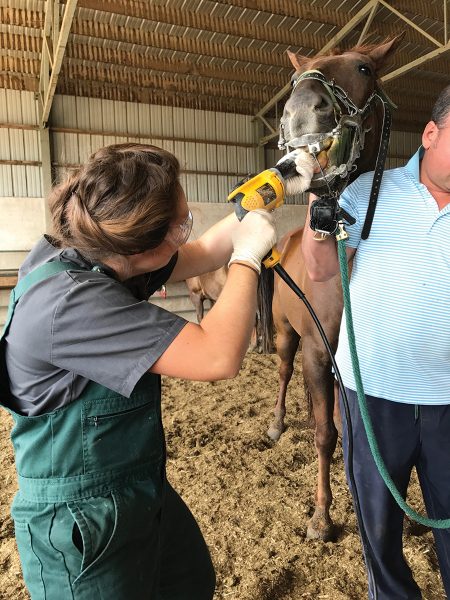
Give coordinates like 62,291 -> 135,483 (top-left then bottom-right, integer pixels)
336,148 -> 450,404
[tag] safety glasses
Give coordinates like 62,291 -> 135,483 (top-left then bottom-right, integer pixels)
166,209 -> 193,247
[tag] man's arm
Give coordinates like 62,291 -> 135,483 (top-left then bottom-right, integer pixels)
302,195 -> 356,282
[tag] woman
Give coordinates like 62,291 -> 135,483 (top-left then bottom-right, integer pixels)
1,143 -> 276,599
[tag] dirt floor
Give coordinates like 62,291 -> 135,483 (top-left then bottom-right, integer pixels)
0,351 -> 446,599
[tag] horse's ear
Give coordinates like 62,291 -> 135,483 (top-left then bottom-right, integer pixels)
287,50 -> 310,72
368,32 -> 405,73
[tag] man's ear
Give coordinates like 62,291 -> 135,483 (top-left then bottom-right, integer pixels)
422,120 -> 439,149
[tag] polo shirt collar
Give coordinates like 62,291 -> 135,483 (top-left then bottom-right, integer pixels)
405,146 -> 424,181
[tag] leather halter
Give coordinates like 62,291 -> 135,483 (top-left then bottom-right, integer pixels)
279,69 -> 396,239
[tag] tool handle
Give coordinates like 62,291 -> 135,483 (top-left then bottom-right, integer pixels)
262,247 -> 281,269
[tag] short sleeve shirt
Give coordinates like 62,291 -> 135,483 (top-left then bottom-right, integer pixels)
335,149 -> 450,404
4,236 -> 187,416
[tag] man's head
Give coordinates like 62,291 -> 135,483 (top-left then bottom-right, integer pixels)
421,85 -> 450,201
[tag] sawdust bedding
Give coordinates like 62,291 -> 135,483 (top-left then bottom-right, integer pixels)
0,351 -> 444,599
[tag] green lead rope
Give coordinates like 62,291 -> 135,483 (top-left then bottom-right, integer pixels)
337,238 -> 450,529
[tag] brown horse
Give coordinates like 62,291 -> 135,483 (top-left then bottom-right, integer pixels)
185,267 -> 272,354
261,37 -> 403,541
185,266 -> 228,323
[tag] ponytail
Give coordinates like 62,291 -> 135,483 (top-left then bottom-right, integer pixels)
48,143 -> 180,259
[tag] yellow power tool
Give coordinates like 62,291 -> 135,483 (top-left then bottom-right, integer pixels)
228,150 -> 300,268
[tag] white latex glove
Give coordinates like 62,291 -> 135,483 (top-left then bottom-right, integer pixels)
228,209 -> 277,274
285,151 -> 315,196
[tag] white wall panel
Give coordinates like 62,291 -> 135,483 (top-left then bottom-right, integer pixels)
12,166 -> 28,197
88,98 -> 103,133
0,91 -> 41,197
21,92 -> 39,125
160,106 -> 174,137
75,97 -> 91,129
126,102 -> 140,136
0,166 -> 13,196
25,167 -> 41,197
1,89 -> 423,209
90,134 -> 105,155
101,99 -> 117,132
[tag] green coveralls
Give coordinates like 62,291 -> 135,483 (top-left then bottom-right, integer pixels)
1,261 -> 215,600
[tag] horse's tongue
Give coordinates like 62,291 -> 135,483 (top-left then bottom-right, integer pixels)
313,150 -> 328,174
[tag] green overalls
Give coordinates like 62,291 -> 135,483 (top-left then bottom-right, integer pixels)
1,261 -> 215,600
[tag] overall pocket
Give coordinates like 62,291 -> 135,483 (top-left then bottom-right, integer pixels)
82,394 -> 163,473
66,493 -> 118,584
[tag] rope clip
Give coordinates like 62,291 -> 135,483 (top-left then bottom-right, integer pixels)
335,221 -> 349,241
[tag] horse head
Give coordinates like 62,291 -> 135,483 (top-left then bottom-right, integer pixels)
279,35 -> 403,195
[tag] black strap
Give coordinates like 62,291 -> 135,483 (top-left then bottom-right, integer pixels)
361,102 -> 392,240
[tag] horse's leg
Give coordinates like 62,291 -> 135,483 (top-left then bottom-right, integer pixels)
267,318 -> 300,442
189,292 -> 204,323
302,340 -> 338,541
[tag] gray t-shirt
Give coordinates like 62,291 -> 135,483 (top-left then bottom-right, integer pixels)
4,236 -> 187,416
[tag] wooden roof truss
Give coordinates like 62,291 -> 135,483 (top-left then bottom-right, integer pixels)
2,0 -> 450,136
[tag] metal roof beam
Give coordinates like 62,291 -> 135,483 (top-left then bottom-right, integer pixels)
255,0 -> 378,122
210,0 -> 443,33
209,0 -> 446,48
378,0 -> 443,47
255,0 -> 450,144
357,1 -> 379,45
6,28 -> 450,80
3,7 -> 446,70
393,0 -> 444,23
39,0 -> 78,126
382,39 -> 450,83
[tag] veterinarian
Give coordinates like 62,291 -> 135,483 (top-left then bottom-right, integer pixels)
301,85 -> 450,599
0,143 -> 277,599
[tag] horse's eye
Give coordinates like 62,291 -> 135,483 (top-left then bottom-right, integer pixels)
358,64 -> 372,77
291,75 -> 298,88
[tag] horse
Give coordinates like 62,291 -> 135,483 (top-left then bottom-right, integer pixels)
185,266 -> 228,323
185,266 -> 273,354
259,36 -> 403,542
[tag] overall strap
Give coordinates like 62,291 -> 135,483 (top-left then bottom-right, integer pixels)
1,261 -> 79,338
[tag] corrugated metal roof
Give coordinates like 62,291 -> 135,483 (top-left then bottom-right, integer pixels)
2,0 -> 450,132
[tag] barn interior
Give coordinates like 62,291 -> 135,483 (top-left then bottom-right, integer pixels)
1,2 -> 450,599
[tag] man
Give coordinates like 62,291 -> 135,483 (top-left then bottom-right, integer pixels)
301,85 -> 450,599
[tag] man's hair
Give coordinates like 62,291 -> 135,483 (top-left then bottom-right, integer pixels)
431,84 -> 450,127
48,143 -> 180,259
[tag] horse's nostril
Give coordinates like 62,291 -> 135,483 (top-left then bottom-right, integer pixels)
314,97 -> 331,112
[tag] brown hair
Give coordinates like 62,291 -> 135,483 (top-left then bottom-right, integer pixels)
49,143 -> 180,259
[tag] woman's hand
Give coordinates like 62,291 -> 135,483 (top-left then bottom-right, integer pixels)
229,209 -> 277,274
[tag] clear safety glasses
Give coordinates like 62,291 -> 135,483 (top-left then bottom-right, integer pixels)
166,209 -> 193,248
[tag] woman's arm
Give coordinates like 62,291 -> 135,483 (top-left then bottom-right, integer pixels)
150,263 -> 258,380
150,210 -> 276,381
168,212 -> 238,282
